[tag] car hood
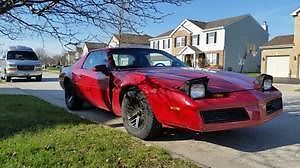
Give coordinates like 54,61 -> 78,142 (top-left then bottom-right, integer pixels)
120,67 -> 256,93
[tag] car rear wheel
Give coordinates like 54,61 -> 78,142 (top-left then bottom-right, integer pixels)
64,82 -> 83,110
122,88 -> 162,140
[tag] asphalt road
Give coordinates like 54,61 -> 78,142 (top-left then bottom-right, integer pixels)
1,72 -> 300,168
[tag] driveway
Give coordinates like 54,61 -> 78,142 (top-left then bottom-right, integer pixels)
0,72 -> 300,168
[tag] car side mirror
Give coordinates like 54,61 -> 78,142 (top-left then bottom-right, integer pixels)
93,64 -> 109,75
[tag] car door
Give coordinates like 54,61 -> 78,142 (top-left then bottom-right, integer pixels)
73,51 -> 98,103
88,51 -> 111,111
76,51 -> 110,110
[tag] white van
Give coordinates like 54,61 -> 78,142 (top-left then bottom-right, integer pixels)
0,46 -> 42,82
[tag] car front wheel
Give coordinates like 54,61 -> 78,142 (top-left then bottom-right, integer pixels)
122,88 -> 162,140
36,75 -> 42,81
5,76 -> 11,82
64,82 -> 83,110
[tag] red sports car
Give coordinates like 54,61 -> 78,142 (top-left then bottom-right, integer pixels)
59,48 -> 283,139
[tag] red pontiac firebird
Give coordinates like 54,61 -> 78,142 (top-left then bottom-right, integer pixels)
59,48 -> 283,139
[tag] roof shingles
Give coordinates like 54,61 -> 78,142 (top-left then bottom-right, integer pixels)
115,33 -> 152,45
263,35 -> 294,46
152,14 -> 251,39
189,15 -> 249,29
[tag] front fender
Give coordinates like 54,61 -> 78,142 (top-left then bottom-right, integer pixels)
111,74 -> 194,129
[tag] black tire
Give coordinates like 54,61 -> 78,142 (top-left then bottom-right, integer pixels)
27,76 -> 31,80
64,82 -> 83,110
122,89 -> 162,140
3,71 -> 11,82
36,75 -> 42,82
5,76 -> 11,82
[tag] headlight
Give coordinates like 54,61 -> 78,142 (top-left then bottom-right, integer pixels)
182,77 -> 209,99
255,74 -> 273,91
8,64 -> 16,67
263,78 -> 272,90
190,84 -> 206,99
35,65 -> 42,71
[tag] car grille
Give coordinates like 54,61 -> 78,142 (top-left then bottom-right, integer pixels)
266,98 -> 283,115
200,108 -> 250,124
17,65 -> 35,71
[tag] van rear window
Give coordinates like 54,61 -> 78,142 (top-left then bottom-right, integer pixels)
7,51 -> 38,60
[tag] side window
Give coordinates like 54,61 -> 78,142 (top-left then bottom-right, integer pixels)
97,51 -> 108,65
82,51 -> 108,69
147,53 -> 172,66
83,52 -> 96,69
112,54 -> 136,67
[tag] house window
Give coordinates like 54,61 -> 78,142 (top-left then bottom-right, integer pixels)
162,40 -> 168,49
206,32 -> 217,44
192,35 -> 200,46
167,39 -> 170,48
175,36 -> 186,47
157,41 -> 160,49
206,53 -> 219,65
152,41 -> 155,49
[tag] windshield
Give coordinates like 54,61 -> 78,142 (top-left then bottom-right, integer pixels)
7,51 -> 38,60
109,48 -> 185,69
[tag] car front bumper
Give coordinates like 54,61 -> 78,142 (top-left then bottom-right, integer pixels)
148,89 -> 283,132
6,70 -> 42,77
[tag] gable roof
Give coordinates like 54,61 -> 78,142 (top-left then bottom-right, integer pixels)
151,14 -> 251,40
84,42 -> 107,50
291,7 -> 300,16
189,14 -> 250,29
154,29 -> 174,38
262,35 -> 294,47
114,33 -> 152,45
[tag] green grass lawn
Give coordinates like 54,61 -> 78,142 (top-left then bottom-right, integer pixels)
243,73 -> 260,78
45,67 -> 61,74
0,95 -> 197,168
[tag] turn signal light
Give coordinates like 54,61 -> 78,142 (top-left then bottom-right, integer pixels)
7,67 -> 17,71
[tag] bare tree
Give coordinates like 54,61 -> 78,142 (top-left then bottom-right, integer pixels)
35,48 -> 48,58
35,47 -> 51,65
0,0 -> 190,47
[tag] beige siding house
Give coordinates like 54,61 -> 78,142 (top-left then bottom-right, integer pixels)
108,33 -> 152,48
261,7 -> 300,82
150,15 -> 268,72
82,42 -> 107,55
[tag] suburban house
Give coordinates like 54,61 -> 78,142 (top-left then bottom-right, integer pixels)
108,33 -> 152,48
149,15 -> 269,72
260,7 -> 300,82
65,46 -> 83,65
82,42 -> 107,55
64,42 -> 107,65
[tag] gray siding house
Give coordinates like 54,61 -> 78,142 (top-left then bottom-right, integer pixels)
150,15 -> 269,72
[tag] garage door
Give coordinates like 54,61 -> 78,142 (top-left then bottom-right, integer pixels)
266,56 -> 289,78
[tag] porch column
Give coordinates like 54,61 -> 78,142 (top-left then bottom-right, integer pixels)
178,54 -> 184,62
193,53 -> 196,68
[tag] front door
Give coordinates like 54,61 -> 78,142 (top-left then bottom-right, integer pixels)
89,51 -> 110,111
184,54 -> 193,67
79,51 -> 110,110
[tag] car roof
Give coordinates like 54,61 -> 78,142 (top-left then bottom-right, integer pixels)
91,47 -> 159,53
7,46 -> 34,52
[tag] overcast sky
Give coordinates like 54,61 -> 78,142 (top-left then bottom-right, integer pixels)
1,0 -> 299,56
